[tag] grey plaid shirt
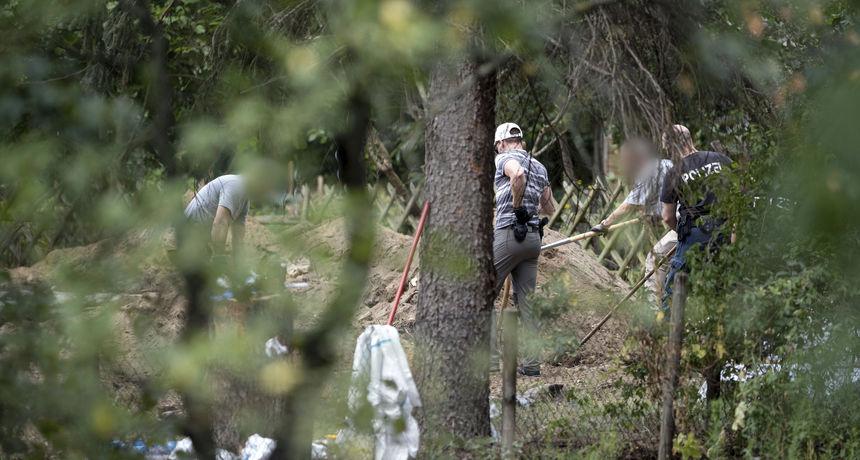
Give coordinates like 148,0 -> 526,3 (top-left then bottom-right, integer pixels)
623,159 -> 674,218
494,149 -> 549,230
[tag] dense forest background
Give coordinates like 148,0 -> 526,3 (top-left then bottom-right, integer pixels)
1,0 -> 859,458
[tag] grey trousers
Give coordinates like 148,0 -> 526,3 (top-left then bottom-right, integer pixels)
491,226 -> 542,368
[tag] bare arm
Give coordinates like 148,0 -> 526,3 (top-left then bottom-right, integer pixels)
231,221 -> 245,260
538,186 -> 556,216
504,161 -> 526,208
662,202 -> 677,230
601,202 -> 638,226
211,205 -> 233,254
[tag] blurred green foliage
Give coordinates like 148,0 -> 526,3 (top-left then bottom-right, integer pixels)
0,0 -> 858,457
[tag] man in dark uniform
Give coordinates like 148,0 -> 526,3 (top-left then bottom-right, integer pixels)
660,125 -> 732,310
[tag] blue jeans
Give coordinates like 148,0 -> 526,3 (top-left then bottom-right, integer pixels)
661,227 -> 716,311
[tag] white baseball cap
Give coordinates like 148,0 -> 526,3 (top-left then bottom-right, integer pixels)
494,122 -> 523,143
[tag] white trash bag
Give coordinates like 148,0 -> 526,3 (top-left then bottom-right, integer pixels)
340,325 -> 421,460
240,434 -> 276,460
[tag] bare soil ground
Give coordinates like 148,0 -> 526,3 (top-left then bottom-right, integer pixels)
7,216 -> 638,450
272,219 -> 633,410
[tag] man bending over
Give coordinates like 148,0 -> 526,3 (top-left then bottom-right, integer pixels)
184,174 -> 249,259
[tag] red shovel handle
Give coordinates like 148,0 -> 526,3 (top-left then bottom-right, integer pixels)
387,201 -> 430,326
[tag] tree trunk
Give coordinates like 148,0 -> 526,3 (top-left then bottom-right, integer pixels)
81,7 -> 140,95
119,0 -> 178,176
414,57 -> 496,440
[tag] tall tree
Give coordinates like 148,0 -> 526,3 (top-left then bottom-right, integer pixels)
414,57 -> 497,439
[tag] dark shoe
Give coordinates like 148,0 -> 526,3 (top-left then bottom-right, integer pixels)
517,365 -> 540,377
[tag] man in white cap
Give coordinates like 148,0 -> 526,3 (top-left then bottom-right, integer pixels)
491,122 -> 556,376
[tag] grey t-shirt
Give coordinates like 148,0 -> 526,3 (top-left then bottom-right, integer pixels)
623,158 -> 673,218
184,175 -> 249,224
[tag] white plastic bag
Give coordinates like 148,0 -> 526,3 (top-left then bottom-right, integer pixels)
240,434 -> 275,460
342,325 -> 421,460
166,436 -> 272,460
168,438 -> 194,459
264,337 -> 288,357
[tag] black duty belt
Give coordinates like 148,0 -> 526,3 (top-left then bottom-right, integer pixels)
510,224 -> 540,233
695,217 -> 726,234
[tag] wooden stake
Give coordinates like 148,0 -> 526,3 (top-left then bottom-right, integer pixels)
567,186 -> 599,236
659,273 -> 688,460
501,308 -> 517,457
616,226 -> 647,279
495,276 -> 512,340
380,192 -> 398,225
395,182 -> 424,233
300,184 -> 310,220
597,228 -> 622,262
547,183 -> 575,228
369,183 -> 381,206
559,192 -> 584,234
582,180 -> 624,248
501,276 -> 511,306
286,161 -> 295,196
367,127 -> 412,207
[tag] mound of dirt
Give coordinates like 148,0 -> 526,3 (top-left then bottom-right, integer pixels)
534,229 -> 631,365
339,225 -> 631,333
280,218 -> 628,332
285,221 -> 635,407
8,229 -> 170,285
10,217 -> 630,342
539,229 -> 629,293
283,218 -> 417,327
6,216 -> 639,446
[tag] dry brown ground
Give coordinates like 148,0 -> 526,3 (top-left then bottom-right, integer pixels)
7,216 -> 638,447
280,219 -> 633,409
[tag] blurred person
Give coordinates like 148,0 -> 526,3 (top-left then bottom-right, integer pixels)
183,159 -> 283,262
490,122 -> 556,376
590,138 -> 675,304
659,124 -> 732,310
184,174 -> 248,261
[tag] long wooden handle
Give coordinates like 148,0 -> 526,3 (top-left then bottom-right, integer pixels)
495,276 -> 512,336
578,245 -> 677,347
387,201 -> 430,326
541,217 -> 641,251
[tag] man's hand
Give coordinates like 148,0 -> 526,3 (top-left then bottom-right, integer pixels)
211,205 -> 233,255
662,202 -> 677,230
513,206 -> 530,224
590,223 -> 609,235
